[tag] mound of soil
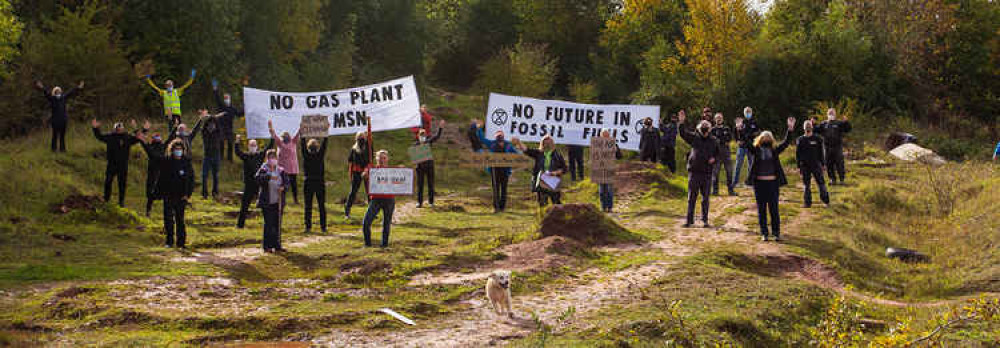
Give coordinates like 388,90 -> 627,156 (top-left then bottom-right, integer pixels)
539,204 -> 638,246
340,259 -> 391,276
614,161 -> 675,197
214,191 -> 243,205
50,194 -> 102,214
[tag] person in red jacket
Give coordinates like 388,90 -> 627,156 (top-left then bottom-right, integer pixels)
362,150 -> 396,247
410,105 -> 434,140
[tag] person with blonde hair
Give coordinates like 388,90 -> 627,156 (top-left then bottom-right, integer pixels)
345,131 -> 370,219
362,150 -> 396,247
515,135 -> 567,207
746,117 -> 796,241
677,111 -> 723,228
36,80 -> 84,152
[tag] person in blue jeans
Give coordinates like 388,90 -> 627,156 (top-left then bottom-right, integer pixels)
733,106 -> 760,189
479,129 -> 520,212
597,129 -> 622,212
994,141 -> 1000,161
362,150 -> 396,247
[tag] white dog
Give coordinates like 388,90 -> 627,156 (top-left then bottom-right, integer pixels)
486,270 -> 513,318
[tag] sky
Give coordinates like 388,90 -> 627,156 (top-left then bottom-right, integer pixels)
748,0 -> 775,14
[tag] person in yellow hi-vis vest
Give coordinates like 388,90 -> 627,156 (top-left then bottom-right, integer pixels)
146,69 -> 196,132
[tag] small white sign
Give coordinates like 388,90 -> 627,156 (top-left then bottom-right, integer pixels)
369,168 -> 414,195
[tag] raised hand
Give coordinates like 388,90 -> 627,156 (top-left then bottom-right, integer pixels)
130,119 -> 138,128
199,109 -> 209,119
211,79 -> 218,90
35,81 -> 43,89
143,119 -> 151,130
787,117 -> 796,131
190,69 -> 197,78
78,81 -> 85,89
268,119 -> 274,130
91,119 -> 100,128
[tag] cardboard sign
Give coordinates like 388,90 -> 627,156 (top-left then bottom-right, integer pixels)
299,115 -> 331,138
369,167 -> 414,195
408,144 -> 433,164
458,152 -> 534,169
590,137 -> 617,184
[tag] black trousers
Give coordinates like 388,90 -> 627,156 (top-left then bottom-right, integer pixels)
537,190 -> 561,207
304,180 -> 326,230
686,172 -> 712,224
826,148 -> 846,183
237,182 -> 258,228
753,179 -> 781,237
51,125 -> 67,152
223,131 -> 235,161
491,170 -> 509,212
640,148 -> 657,163
568,154 -> 584,181
145,167 -> 160,216
416,162 -> 436,205
660,145 -> 676,173
104,163 -> 128,207
288,174 -> 299,203
345,171 -> 368,217
163,198 -> 187,247
261,203 -> 282,250
801,166 -> 829,206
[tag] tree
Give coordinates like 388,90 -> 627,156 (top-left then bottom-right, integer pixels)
473,41 -> 557,98
0,0 -> 21,80
596,0 -> 686,101
676,0 -> 755,92
240,0 -> 325,90
428,0 -> 519,89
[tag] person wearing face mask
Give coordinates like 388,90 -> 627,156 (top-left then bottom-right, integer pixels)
478,129 -> 519,213
659,111 -> 680,173
815,108 -> 852,185
92,118 -> 143,207
362,150 -> 396,247
146,69 -> 196,132
638,117 -> 660,163
796,120 -> 830,208
256,150 -> 290,252
268,119 -> 301,204
212,79 -> 245,162
414,120 -> 445,208
201,112 -> 226,198
515,135 -> 567,207
235,135 -> 273,228
345,132 -> 370,220
746,118 -> 796,242
301,135 -> 330,233
36,80 -> 84,152
710,113 -> 736,196
166,110 -> 207,155
597,129 -> 623,212
701,107 -> 713,122
677,111 -> 723,228
733,106 -> 760,188
157,139 -> 195,248
136,120 -> 165,217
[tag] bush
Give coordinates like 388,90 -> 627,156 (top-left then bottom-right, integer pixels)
472,41 -> 558,98
853,183 -> 908,213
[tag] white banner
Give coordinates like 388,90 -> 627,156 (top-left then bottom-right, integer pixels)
369,168 -> 414,195
485,93 -> 659,151
243,76 -> 421,139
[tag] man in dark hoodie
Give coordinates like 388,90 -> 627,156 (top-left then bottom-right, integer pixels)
816,108 -> 852,185
796,120 -> 830,207
36,80 -> 84,152
301,134 -> 330,233
235,135 -> 273,228
710,113 -> 736,196
677,112 -> 722,228
92,118 -> 143,207
733,106 -> 760,189
137,120 -> 166,216
638,117 -> 660,163
659,111 -> 680,173
212,79 -> 244,162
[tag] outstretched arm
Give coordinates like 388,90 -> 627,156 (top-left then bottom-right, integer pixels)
268,119 -> 278,140
177,69 -> 196,93
776,117 -> 796,154
35,81 -> 50,97
91,120 -> 107,143
145,77 -> 164,94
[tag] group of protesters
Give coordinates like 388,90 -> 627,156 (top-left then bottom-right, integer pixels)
44,68 -> 858,250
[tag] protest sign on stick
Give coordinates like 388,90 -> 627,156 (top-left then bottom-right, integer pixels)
590,137 -> 617,184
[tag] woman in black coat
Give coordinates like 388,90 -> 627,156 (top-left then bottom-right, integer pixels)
745,117 -> 796,242
514,135 -> 567,207
36,80 -> 83,152
157,139 -> 195,248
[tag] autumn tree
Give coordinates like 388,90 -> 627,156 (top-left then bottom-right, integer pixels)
0,0 -> 21,80
676,0 -> 754,92
473,41 -> 557,98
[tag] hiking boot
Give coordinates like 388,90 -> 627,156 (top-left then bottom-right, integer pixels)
761,236 -> 769,242
773,235 -> 783,242
682,223 -> 694,228
416,203 -> 423,208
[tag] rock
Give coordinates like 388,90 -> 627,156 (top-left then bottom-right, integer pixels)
888,143 -> 946,166
538,204 -> 639,246
884,132 -> 917,151
886,247 -> 930,263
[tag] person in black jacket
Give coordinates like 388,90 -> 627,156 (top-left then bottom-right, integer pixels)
158,139 -> 195,248
201,114 -> 225,198
733,106 -> 760,189
212,80 -> 244,162
301,135 -> 330,233
566,145 -> 584,181
746,118 -> 796,242
137,120 -> 165,216
515,135 -> 567,207
345,132 -> 369,220
659,112 -> 680,173
92,118 -> 142,207
816,108 -> 852,185
415,120 -> 445,207
235,135 -> 273,228
36,80 -> 84,152
710,113 -> 736,196
677,112 -> 723,228
638,117 -> 660,163
796,120 -> 829,208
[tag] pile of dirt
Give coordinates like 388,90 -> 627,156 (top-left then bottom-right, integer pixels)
340,259 -> 392,276
539,204 -> 639,246
214,191 -> 243,205
614,161 -> 677,197
50,194 -> 102,214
